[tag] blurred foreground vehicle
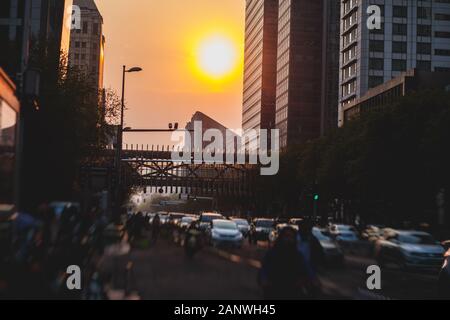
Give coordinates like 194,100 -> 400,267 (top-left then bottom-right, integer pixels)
179,216 -> 196,230
198,212 -> 225,232
232,218 -> 250,237
312,228 -> 344,265
208,219 -> 243,248
438,241 -> 450,299
249,218 -> 274,243
375,230 -> 444,270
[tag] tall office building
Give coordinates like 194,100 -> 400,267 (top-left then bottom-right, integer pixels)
0,0 -> 73,85
242,0 -> 279,148
321,0 -> 341,135
339,0 -> 450,126
68,0 -> 105,92
275,0 -> 326,148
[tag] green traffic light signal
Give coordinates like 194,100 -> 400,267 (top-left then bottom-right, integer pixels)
314,194 -> 319,201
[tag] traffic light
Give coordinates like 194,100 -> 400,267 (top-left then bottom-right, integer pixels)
314,194 -> 319,201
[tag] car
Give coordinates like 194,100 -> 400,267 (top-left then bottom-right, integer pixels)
374,230 -> 445,270
168,212 -> 186,226
289,218 -> 303,226
438,242 -> 450,299
232,218 -> 250,237
198,212 -> 225,232
249,218 -> 275,242
179,216 -> 196,230
312,227 -> 344,265
268,223 -> 297,247
208,219 -> 243,248
328,224 -> 357,237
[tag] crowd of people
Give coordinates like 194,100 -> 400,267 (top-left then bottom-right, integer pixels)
0,203 -> 109,299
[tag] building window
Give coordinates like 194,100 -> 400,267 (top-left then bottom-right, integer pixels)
75,54 -> 80,59
435,67 -> 450,72
393,6 -> 407,18
93,23 -> 99,35
392,41 -> 407,53
369,40 -> 384,52
416,60 -> 431,71
393,24 -> 407,35
435,31 -> 450,38
435,13 -> 450,21
368,76 -> 384,89
369,58 -> 384,70
75,41 -> 80,48
83,22 -> 88,34
435,49 -> 450,56
81,54 -> 86,60
82,42 -> 86,48
417,25 -> 431,37
392,59 -> 406,71
417,7 -> 431,19
417,43 -> 431,55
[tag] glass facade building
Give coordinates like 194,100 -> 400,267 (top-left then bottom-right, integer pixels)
242,0 -> 279,148
0,0 -> 73,83
275,0 -> 325,148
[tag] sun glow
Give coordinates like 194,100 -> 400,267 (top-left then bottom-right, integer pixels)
196,35 -> 238,80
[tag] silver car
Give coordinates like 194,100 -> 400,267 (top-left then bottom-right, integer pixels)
375,230 -> 444,270
232,218 -> 250,237
209,219 -> 243,248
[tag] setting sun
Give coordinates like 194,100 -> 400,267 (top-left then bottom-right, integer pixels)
196,35 -> 238,79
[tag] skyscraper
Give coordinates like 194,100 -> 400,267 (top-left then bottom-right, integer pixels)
69,0 -> 105,92
275,0 -> 325,148
338,0 -> 450,126
242,0 -> 279,148
0,0 -> 73,86
321,0 -> 341,135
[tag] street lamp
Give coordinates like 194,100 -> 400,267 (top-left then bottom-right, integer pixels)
116,65 -> 142,217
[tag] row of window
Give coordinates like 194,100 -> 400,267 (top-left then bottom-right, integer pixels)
75,21 -> 100,35
366,5 -> 450,20
71,53 -> 99,62
74,41 -> 98,50
371,23 -> 450,36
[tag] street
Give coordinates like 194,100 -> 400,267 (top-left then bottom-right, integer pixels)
99,238 -> 440,300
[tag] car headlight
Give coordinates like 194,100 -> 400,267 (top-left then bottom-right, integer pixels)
236,233 -> 243,240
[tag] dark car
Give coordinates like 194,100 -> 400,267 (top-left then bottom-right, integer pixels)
249,218 -> 274,243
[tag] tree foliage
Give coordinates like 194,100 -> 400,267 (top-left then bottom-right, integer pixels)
257,89 -> 450,225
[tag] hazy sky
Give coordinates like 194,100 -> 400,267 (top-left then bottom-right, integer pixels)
95,0 -> 245,146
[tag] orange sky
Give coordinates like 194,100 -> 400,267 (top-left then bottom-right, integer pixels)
95,0 -> 245,146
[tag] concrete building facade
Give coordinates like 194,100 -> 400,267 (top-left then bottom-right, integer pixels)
68,0 -> 105,92
339,0 -> 450,126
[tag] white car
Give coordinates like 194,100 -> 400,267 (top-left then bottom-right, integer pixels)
209,219 -> 243,248
232,218 -> 250,237
375,230 -> 445,270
